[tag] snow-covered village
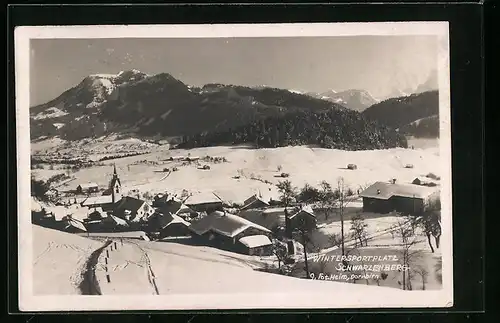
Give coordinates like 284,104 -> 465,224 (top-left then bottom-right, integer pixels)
22,29 -> 450,303
31,140 -> 444,295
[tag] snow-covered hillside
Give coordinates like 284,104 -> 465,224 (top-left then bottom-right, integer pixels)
32,225 -> 105,295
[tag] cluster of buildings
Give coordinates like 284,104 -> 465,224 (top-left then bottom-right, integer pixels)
32,164 -> 440,258
32,165 -> 316,257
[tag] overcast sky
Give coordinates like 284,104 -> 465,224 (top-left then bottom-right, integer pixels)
30,36 -> 438,106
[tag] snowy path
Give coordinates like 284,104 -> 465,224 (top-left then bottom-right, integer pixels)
79,240 -> 112,295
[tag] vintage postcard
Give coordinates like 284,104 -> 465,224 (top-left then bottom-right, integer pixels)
15,22 -> 452,311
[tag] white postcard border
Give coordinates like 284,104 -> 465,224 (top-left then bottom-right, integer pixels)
15,22 -> 453,311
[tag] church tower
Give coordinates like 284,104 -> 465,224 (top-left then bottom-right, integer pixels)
109,164 -> 122,204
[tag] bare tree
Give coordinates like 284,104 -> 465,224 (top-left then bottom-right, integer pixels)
350,213 -> 368,247
413,266 -> 430,290
292,218 -> 313,279
392,215 -> 424,290
180,189 -> 190,201
272,241 -> 289,270
318,180 -> 335,220
336,177 -> 356,256
276,180 -> 297,239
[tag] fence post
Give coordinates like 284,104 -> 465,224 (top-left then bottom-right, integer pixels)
106,250 -> 109,258
105,257 -> 108,264
114,241 -> 117,249
106,274 -> 111,283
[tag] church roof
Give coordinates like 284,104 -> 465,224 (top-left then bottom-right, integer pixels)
108,164 -> 122,188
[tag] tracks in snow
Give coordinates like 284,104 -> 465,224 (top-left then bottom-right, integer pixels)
125,240 -> 160,295
79,240 -> 112,295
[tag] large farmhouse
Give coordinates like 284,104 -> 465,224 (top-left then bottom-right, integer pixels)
113,196 -> 155,223
189,210 -> 272,254
359,181 -> 440,215
184,192 -> 224,213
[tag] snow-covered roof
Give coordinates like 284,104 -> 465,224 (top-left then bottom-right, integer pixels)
81,195 -> 114,206
241,195 -> 270,210
238,235 -> 272,248
63,218 -> 87,232
78,182 -> 99,189
46,206 -> 70,221
185,192 -> 223,205
360,181 -> 439,200
289,205 -> 316,219
189,211 -> 271,238
105,214 -> 129,227
31,197 -> 44,212
155,213 -> 190,229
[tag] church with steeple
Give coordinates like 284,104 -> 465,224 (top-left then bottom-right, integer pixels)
109,164 -> 122,204
81,164 -> 123,211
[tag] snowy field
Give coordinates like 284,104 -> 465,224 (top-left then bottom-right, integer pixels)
32,225 -> 406,296
31,139 -> 441,206
32,225 -> 105,295
93,239 -> 405,295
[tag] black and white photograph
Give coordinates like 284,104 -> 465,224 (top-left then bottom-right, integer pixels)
15,22 -> 453,310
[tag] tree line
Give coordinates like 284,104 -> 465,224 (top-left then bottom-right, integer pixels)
178,109 -> 407,150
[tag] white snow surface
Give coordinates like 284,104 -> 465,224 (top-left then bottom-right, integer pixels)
32,225 -> 104,295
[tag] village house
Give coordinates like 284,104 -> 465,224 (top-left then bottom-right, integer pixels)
359,181 -> 440,215
288,205 -> 317,232
148,212 -> 191,239
60,215 -> 87,234
184,192 -> 224,214
113,196 -> 155,223
76,182 -> 99,194
237,235 -> 273,256
240,194 -> 270,211
238,205 -> 317,233
189,210 -> 272,254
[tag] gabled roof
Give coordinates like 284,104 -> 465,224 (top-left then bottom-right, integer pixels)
78,182 -> 98,189
81,195 -> 114,207
289,205 -> 316,219
241,195 -> 270,210
239,235 -> 273,248
63,217 -> 87,232
185,192 -> 223,205
359,181 -> 438,200
160,199 -> 194,215
189,210 -> 271,238
114,196 -> 147,219
104,214 -> 129,227
156,212 -> 190,229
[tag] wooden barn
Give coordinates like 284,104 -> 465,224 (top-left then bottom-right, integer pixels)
359,181 -> 440,215
288,205 -> 317,232
240,194 -> 270,211
76,182 -> 99,194
237,235 -> 273,256
189,210 -> 272,253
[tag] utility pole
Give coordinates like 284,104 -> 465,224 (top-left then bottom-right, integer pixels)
340,190 -> 345,257
302,229 -> 309,278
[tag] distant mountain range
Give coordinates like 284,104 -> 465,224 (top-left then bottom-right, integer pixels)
29,69 -> 437,149
306,89 -> 379,112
